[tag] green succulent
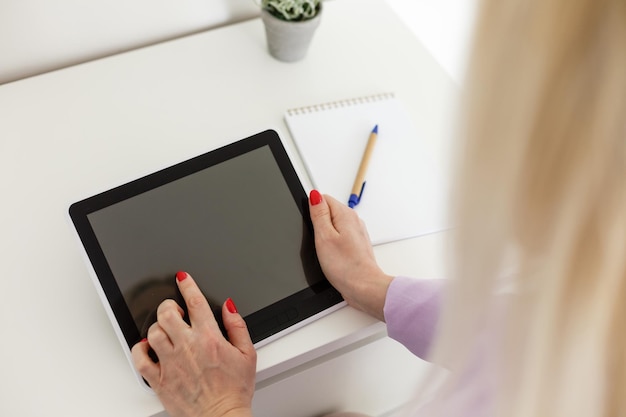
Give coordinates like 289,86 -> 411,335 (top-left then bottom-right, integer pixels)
261,0 -> 321,22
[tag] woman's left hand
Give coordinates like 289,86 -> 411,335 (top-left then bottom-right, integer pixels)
131,271 -> 257,417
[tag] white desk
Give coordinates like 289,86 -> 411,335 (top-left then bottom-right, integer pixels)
0,1 -> 457,415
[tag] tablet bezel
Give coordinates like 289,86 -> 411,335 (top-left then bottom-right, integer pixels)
69,130 -> 344,387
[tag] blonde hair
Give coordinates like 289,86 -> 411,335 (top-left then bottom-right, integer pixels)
424,0 -> 626,415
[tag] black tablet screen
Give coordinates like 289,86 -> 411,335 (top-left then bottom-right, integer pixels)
86,145 -> 322,337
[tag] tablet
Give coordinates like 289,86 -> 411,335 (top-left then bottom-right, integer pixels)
69,129 -> 344,388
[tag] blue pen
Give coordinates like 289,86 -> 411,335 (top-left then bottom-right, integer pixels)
348,124 -> 379,208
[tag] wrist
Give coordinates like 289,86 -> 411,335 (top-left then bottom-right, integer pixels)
349,270 -> 394,322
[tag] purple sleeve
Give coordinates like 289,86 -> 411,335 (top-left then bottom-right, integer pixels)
383,276 -> 444,360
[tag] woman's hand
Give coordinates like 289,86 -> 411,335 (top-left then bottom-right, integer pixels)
131,272 -> 256,417
308,190 -> 393,322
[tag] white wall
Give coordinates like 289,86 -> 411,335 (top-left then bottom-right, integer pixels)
0,0 -> 259,84
384,0 -> 478,85
0,0 -> 477,86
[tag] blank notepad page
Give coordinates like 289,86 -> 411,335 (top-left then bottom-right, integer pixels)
285,93 -> 450,245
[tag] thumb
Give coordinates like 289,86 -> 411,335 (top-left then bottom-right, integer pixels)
222,298 -> 255,355
309,189 -> 338,238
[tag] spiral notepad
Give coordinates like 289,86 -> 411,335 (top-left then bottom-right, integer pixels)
284,93 -> 450,245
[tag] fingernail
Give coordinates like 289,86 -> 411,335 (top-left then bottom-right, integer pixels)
309,189 -> 322,206
141,338 -> 148,343
176,271 -> 188,282
225,297 -> 238,314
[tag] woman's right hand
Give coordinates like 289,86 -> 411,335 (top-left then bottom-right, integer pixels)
308,190 -> 393,322
131,272 -> 256,417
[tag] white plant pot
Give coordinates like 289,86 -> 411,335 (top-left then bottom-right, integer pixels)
261,8 -> 322,62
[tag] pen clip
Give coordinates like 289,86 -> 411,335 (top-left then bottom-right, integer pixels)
348,181 -> 367,208
358,181 -> 366,202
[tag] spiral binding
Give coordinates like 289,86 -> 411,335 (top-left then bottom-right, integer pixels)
286,92 -> 395,116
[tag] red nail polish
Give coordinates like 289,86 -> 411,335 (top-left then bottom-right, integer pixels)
176,271 -> 188,282
141,338 -> 148,343
309,189 -> 322,206
225,298 -> 238,314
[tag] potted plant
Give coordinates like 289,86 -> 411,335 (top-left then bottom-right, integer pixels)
259,0 -> 323,62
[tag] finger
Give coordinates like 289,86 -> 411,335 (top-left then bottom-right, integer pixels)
309,189 -> 339,238
222,298 -> 256,357
175,271 -> 220,331
147,321 -> 174,359
324,194 -> 362,232
131,339 -> 160,385
156,299 -> 188,344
